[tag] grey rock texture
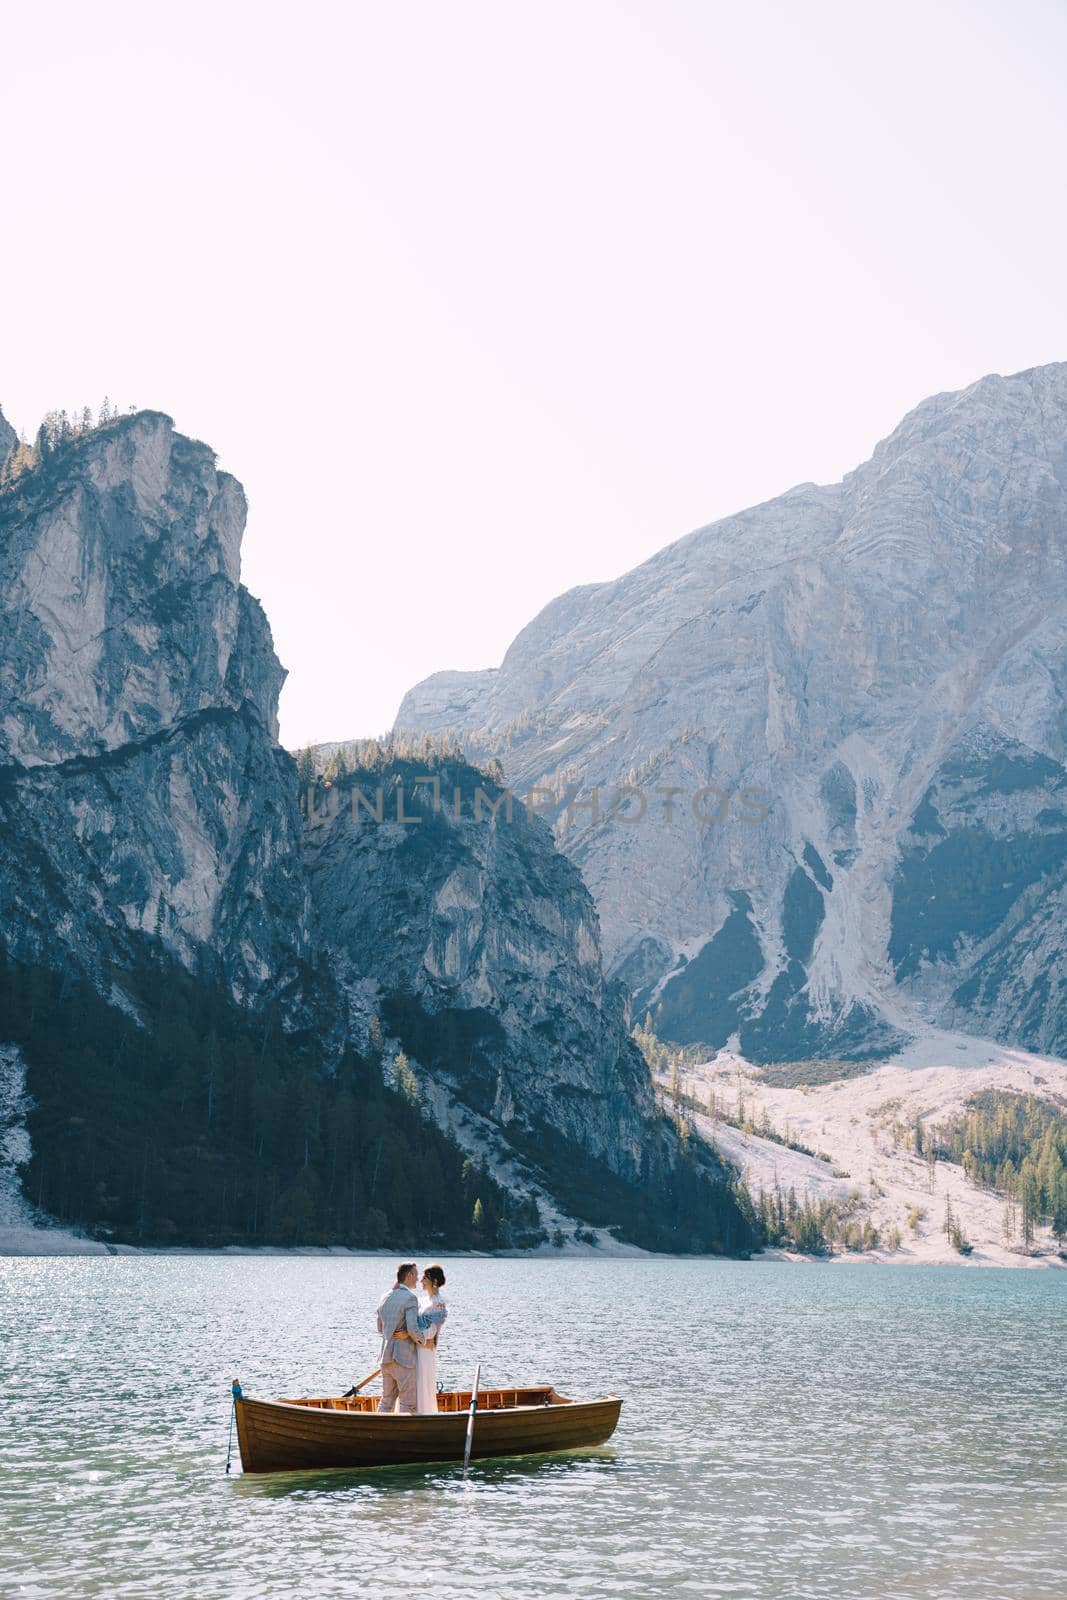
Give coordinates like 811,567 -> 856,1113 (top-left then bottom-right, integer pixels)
1,412 -> 280,765
0,407 -> 16,471
0,411 -> 685,1225
302,761 -> 653,1179
397,362 -> 1067,1060
0,413 -> 313,1009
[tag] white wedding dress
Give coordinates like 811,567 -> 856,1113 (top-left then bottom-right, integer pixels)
415,1293 -> 447,1413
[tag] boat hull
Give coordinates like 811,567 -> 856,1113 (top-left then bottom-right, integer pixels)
234,1388 -> 622,1474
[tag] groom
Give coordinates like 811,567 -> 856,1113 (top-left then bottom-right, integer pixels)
376,1262 -> 424,1413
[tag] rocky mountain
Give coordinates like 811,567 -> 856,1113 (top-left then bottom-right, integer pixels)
303,754 -> 654,1176
0,410 -> 314,1014
0,409 -> 16,468
396,362 -> 1067,1063
0,407 -> 751,1253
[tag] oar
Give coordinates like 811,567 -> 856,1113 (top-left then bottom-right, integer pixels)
342,1366 -> 381,1399
225,1378 -> 242,1475
462,1362 -> 482,1476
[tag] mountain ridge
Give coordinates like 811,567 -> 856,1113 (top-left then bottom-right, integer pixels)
396,360 -> 1067,1063
0,405 -> 752,1254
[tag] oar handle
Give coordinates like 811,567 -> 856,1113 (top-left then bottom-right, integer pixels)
343,1366 -> 381,1399
463,1361 -> 482,1473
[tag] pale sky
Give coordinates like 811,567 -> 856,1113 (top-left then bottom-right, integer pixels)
4,0 -> 1067,748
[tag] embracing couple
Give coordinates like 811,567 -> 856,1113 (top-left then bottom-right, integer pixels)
375,1262 -> 448,1414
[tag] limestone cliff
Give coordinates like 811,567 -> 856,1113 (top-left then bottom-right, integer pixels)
302,756 -> 653,1179
396,363 -> 1067,1062
0,409 -> 15,471
0,406 -> 749,1251
0,409 -> 313,1011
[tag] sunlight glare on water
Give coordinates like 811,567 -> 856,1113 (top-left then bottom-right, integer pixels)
1,1257 -> 1064,1599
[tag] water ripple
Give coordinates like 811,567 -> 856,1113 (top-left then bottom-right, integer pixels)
1,1258 -> 1064,1598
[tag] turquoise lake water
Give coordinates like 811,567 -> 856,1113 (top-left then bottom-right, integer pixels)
1,1256 -> 1063,1599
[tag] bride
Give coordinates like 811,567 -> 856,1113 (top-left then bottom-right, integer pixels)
416,1265 -> 447,1413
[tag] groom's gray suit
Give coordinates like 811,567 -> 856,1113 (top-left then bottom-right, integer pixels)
376,1280 -> 422,1413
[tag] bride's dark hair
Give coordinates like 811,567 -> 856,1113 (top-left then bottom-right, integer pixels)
424,1264 -> 446,1290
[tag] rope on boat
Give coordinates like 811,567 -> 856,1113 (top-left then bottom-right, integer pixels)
225,1379 -> 242,1475
462,1362 -> 481,1476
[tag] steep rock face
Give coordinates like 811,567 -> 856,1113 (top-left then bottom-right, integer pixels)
397,363 -> 1067,1059
0,413 -> 313,1009
302,759 -> 654,1179
0,410 -> 751,1250
0,411 -> 281,764
0,409 -> 16,470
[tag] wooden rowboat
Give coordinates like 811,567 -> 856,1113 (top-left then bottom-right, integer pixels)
234,1384 -> 622,1474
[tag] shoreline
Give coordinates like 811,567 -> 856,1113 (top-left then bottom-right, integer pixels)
3,1228 -> 1063,1267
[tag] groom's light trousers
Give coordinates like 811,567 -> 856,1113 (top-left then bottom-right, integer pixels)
379,1359 -> 417,1413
